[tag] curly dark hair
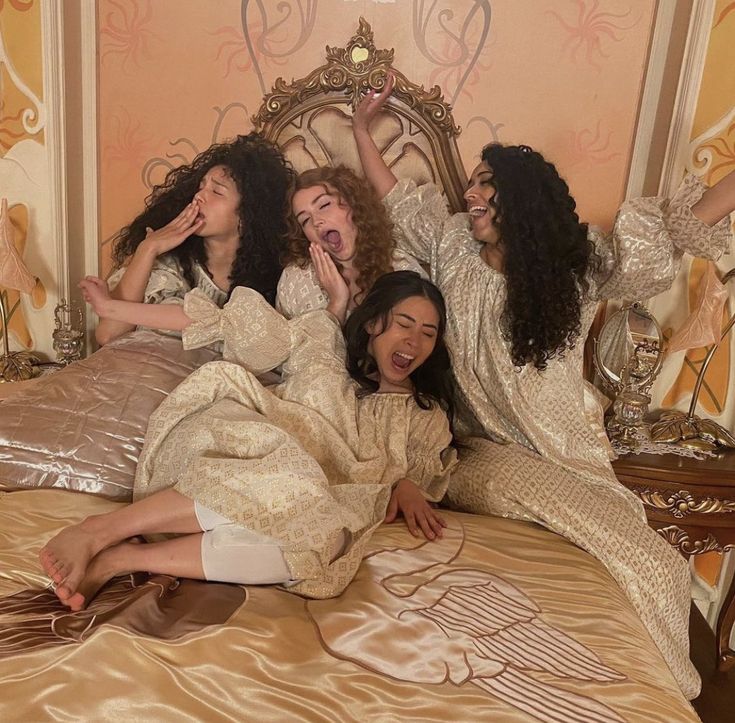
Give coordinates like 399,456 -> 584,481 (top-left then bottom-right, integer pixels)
284,165 -> 395,304
481,143 -> 598,370
344,271 -> 455,423
111,133 -> 294,306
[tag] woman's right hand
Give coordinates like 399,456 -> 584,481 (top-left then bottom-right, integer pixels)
79,275 -> 112,316
352,72 -> 395,134
309,243 -> 350,322
140,200 -> 204,256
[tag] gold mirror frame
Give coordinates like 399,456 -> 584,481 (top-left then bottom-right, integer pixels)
593,302 -> 664,396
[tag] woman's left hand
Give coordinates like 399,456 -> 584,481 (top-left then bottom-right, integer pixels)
309,243 -> 350,323
385,478 -> 446,540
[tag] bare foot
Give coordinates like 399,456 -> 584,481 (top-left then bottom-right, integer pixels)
60,543 -> 132,612
39,515 -> 110,599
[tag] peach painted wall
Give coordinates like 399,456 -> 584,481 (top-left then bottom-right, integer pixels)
97,0 -> 658,275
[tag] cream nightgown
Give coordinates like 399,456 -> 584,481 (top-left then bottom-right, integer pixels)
384,175 -> 732,699
108,254 -> 228,338
276,251 -> 426,318
134,287 -> 456,599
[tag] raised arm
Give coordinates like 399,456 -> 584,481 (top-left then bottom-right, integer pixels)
96,202 -> 203,345
691,169 -> 735,226
352,73 -> 398,200
81,276 -> 191,333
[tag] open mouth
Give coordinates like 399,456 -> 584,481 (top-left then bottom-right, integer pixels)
322,229 -> 343,252
391,351 -> 414,371
468,205 -> 487,218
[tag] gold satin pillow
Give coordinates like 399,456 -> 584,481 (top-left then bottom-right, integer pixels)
0,330 -> 220,501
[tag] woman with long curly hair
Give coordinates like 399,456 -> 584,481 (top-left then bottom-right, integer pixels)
97,133 -> 294,345
352,74 -> 735,701
275,165 -> 425,319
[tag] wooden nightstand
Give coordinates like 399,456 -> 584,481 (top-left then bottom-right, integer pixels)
612,450 -> 735,672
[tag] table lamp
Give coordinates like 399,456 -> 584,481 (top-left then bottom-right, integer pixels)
0,198 -> 41,382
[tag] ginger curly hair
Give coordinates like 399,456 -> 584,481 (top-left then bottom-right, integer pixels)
111,133 -> 294,306
481,143 -> 598,371
283,165 -> 395,303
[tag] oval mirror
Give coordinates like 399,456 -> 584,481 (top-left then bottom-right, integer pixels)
594,302 -> 663,392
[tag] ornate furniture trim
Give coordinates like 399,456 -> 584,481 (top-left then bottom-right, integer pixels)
252,17 -> 468,213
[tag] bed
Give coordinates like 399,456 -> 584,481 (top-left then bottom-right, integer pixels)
0,19 -> 700,723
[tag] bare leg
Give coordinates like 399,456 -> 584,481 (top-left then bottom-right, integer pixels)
63,533 -> 206,611
40,488 -> 201,601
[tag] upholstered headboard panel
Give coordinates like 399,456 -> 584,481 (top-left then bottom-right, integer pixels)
252,18 -> 467,213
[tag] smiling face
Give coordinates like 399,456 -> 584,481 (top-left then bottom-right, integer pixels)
193,165 -> 241,241
464,161 -> 500,246
292,184 -> 358,263
366,295 -> 440,393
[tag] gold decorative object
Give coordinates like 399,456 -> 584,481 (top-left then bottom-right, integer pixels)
629,485 -> 735,518
656,525 -> 731,556
0,198 -> 40,383
594,302 -> 664,449
52,299 -> 84,365
251,17 -> 468,213
651,267 -> 735,452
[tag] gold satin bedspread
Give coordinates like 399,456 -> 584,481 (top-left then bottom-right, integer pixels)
0,488 -> 698,722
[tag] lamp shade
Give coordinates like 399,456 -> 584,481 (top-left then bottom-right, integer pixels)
0,198 -> 36,294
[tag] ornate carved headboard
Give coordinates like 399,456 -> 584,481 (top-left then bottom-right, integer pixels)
252,18 -> 467,214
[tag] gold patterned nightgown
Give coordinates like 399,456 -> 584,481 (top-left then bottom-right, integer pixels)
133,287 -> 456,599
384,174 -> 732,699
108,254 -> 228,339
276,251 -> 427,318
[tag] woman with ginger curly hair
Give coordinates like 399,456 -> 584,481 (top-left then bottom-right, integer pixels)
99,133 -> 294,345
275,165 -> 425,319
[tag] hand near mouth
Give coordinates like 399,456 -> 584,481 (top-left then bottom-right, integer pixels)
309,243 -> 350,324
141,200 -> 204,256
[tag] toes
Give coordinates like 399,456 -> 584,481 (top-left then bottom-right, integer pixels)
65,592 -> 87,612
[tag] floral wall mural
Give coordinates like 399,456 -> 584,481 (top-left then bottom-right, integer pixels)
0,0 -> 51,358
97,0 -> 658,275
649,0 -> 735,435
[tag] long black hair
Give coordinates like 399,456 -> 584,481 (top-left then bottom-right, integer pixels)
111,133 -> 294,306
344,271 -> 455,420
481,143 -> 597,370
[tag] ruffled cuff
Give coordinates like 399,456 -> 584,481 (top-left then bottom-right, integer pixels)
666,173 -> 732,260
183,287 -> 291,374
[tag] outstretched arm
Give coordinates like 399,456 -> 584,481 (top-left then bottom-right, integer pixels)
691,169 -> 735,226
80,276 -> 191,333
352,73 -> 399,199
97,202 -> 203,345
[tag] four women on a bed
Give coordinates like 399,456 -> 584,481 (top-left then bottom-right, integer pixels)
41,79 -> 734,700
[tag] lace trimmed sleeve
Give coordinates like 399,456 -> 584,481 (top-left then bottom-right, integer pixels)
594,174 -> 732,301
182,287 -> 290,374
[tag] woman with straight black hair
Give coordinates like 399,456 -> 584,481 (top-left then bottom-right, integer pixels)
44,271 -> 457,610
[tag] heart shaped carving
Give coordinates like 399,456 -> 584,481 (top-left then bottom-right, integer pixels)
350,46 -> 369,64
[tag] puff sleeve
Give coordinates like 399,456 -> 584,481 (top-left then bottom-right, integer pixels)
182,287 -> 291,374
384,179 -> 478,273
405,406 -> 457,503
593,174 -> 732,301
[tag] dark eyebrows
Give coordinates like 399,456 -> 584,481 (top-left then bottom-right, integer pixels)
395,312 -> 438,331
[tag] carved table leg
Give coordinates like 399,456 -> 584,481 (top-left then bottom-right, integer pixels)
717,570 -> 735,671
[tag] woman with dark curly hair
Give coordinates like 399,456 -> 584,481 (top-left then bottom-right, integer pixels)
97,133 -> 294,345
275,165 -> 425,319
353,75 -> 735,701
